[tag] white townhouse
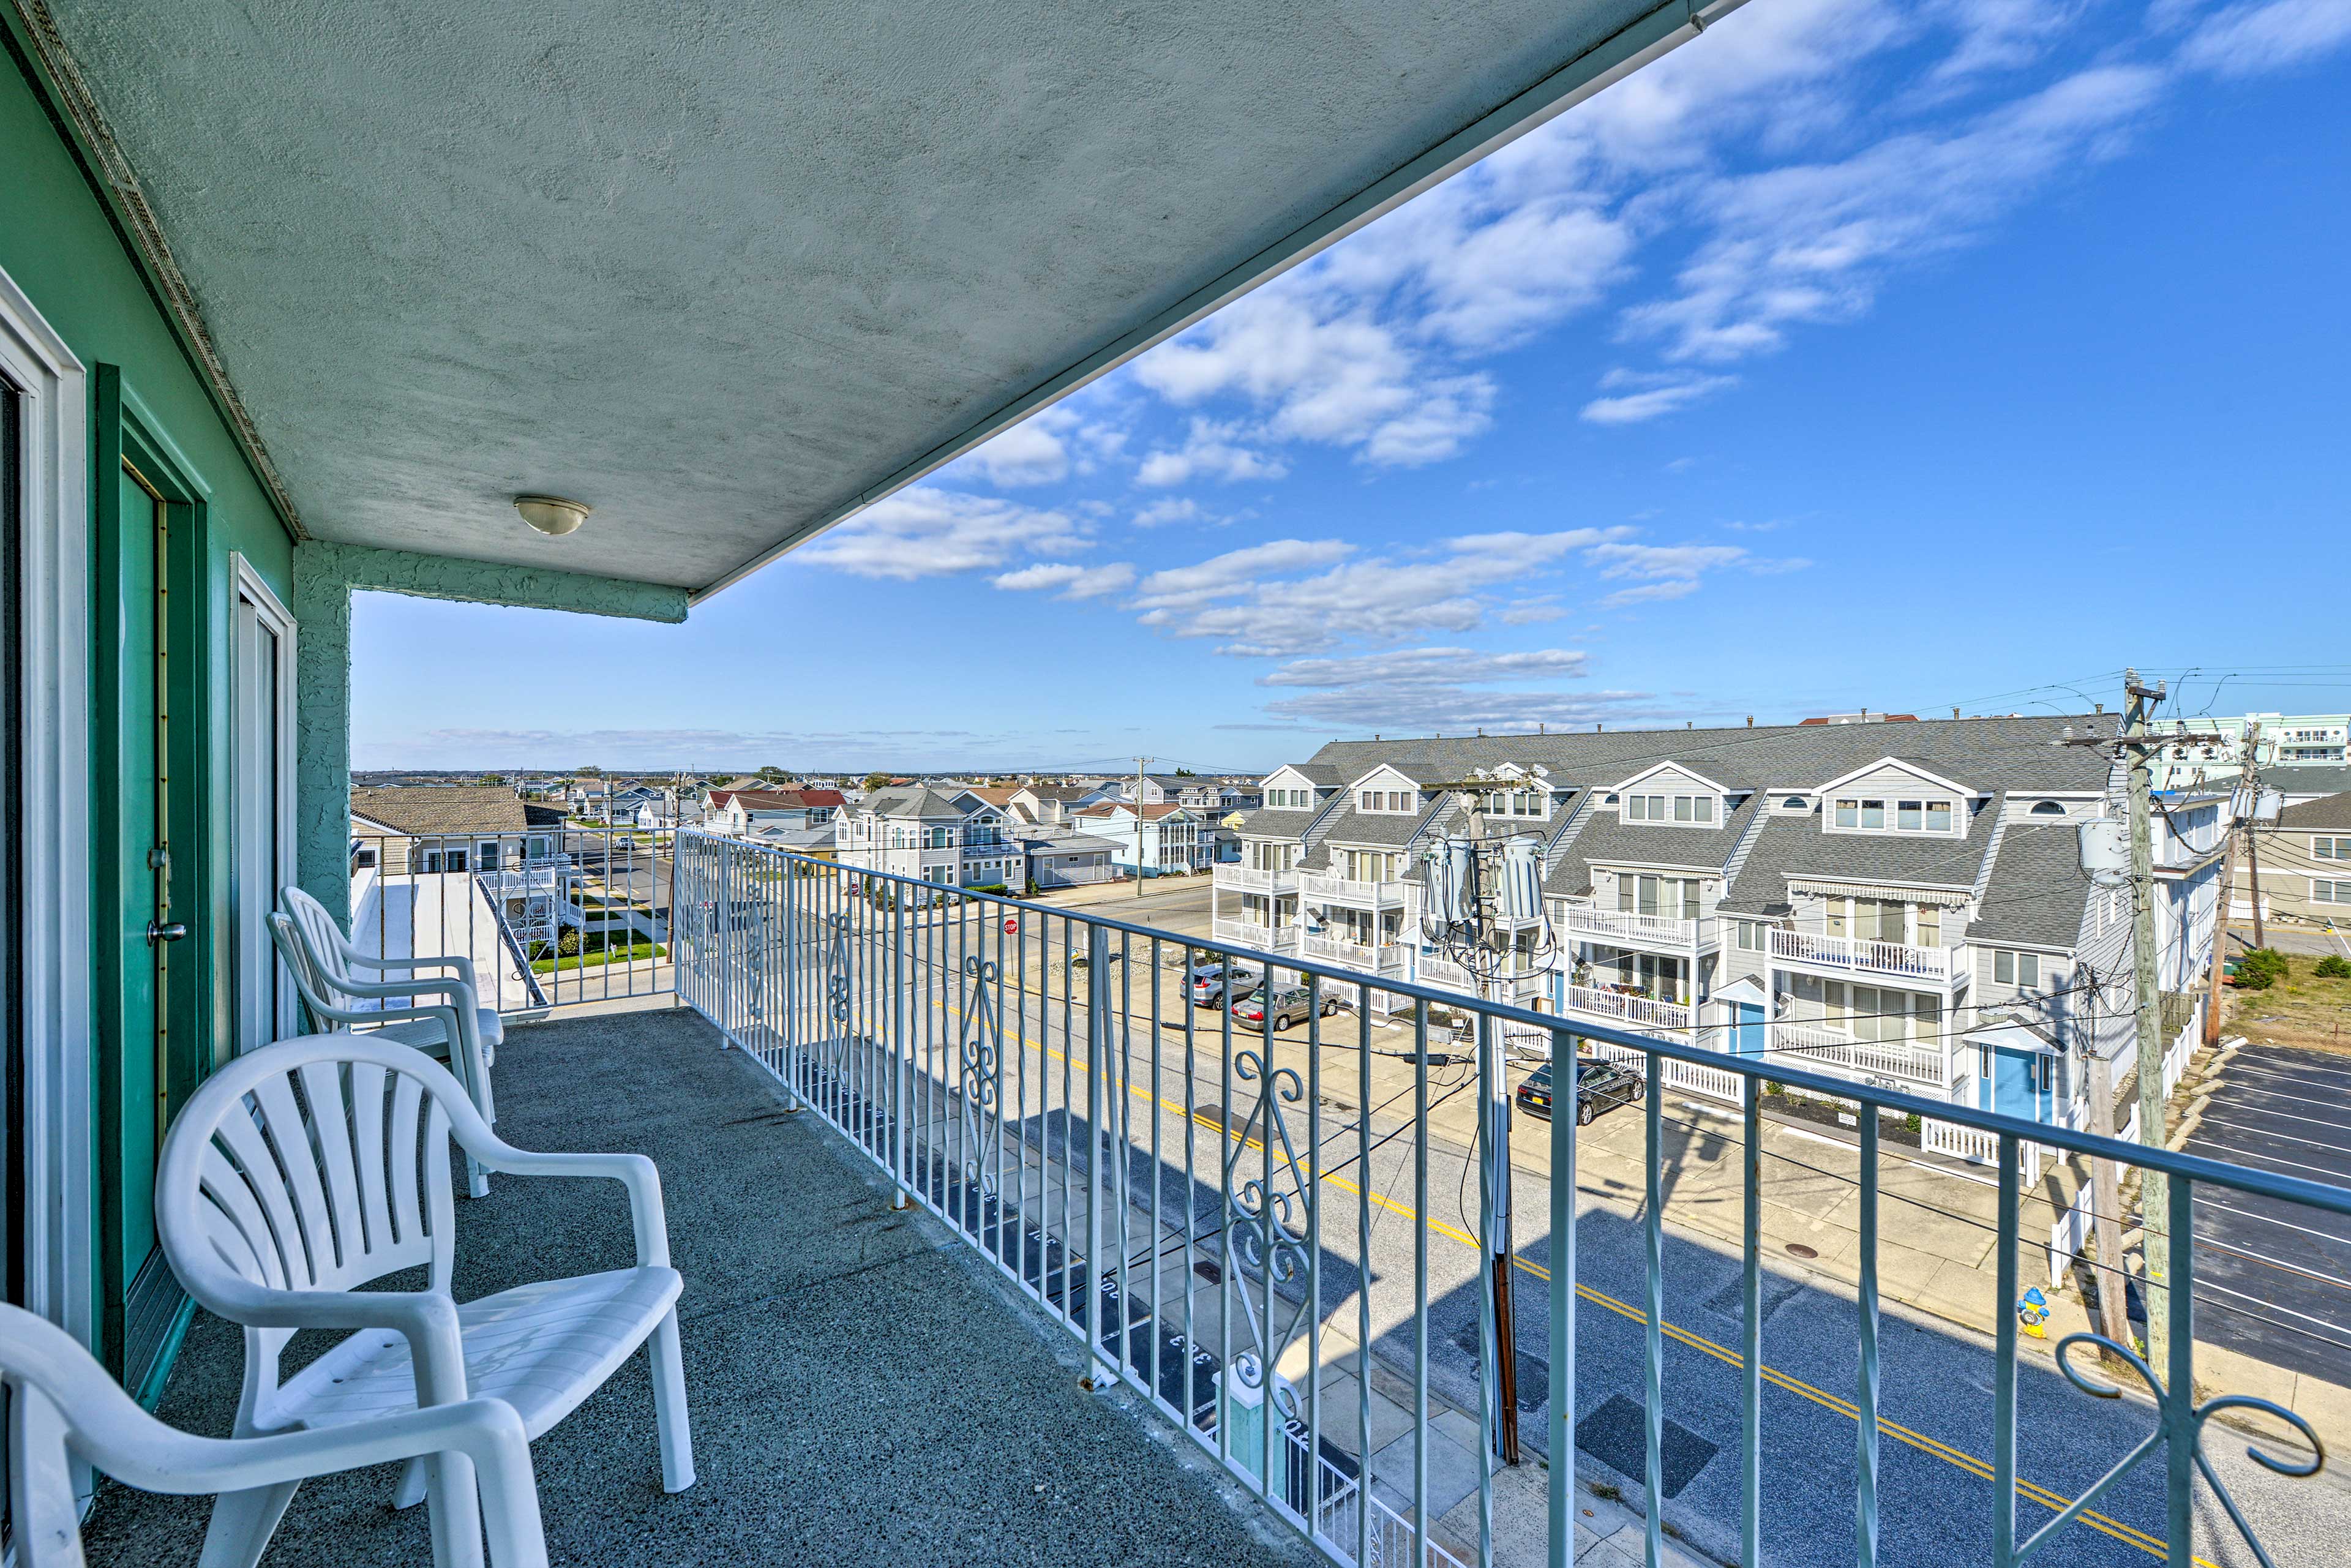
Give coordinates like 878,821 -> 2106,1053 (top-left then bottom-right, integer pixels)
833,785 -> 1027,892
1229,716 -> 2224,1169
1071,802 -> 1205,877
703,787 -> 845,837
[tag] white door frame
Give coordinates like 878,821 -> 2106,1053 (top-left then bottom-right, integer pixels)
231,552 -> 299,1051
1,260 -> 94,1349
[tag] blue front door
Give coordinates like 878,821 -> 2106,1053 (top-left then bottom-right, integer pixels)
1990,1048 -> 2049,1120
1733,1002 -> 1764,1057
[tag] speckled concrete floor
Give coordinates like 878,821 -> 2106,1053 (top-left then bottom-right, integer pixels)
84,1005 -> 1318,1568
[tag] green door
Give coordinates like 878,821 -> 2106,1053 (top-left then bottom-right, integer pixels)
96,417 -> 207,1402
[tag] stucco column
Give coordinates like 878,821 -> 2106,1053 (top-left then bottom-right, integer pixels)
291,541 -> 689,927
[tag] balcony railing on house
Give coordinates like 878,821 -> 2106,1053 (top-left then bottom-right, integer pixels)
1214,917 -> 1297,953
1768,926 -> 1957,982
348,826 -> 676,1016
1558,901 -> 1717,951
1215,865 -> 1295,894
660,827 -> 2340,1568
1299,931 -> 1405,972
1766,1020 -> 1952,1093
1299,872 -> 1403,907
1563,985 -> 1692,1033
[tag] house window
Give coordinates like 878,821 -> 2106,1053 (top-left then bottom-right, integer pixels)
1834,798 -> 1858,828
1736,920 -> 1763,951
2315,837 -> 2351,860
1916,905 -> 1941,947
2315,880 -> 2351,904
1993,949 -> 2041,988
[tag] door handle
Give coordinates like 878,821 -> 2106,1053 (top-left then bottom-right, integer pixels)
146,920 -> 189,946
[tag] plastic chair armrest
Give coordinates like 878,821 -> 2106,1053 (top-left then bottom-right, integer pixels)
200,1282 -> 471,1405
451,1135 -> 671,1270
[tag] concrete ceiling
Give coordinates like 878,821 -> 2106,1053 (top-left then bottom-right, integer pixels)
36,1 -> 1736,596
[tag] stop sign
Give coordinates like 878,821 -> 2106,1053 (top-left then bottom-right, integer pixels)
1003,917 -> 1019,935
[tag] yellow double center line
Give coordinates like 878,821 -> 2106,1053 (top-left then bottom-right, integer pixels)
863,972 -> 2197,1564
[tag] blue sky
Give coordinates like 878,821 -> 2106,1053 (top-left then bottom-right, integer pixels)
354,0 -> 2351,775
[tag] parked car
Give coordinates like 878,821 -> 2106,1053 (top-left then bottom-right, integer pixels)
1229,982 -> 1344,1032
1515,1057 -> 1644,1125
1190,960 -> 1262,1007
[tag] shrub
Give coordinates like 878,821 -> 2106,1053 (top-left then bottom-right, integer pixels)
557,926 -> 583,958
2235,947 -> 2289,990
2315,953 -> 2351,979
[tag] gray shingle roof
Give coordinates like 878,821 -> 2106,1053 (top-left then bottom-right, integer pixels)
1715,793 -> 2003,913
861,785 -> 972,818
1235,807 -> 1322,838
2264,766 -> 2351,799
2273,791 -> 2351,832
1548,791 -> 1764,893
1965,823 -> 2093,949
353,786 -> 531,836
1302,714 -> 2115,795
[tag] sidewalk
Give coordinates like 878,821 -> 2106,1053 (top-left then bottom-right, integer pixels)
1026,872 -> 1212,914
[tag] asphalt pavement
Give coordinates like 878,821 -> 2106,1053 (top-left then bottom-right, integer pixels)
2180,1043 -> 2351,1388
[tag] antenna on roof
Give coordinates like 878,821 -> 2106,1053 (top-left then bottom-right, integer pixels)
1952,707 -> 1960,719
1746,716 -> 1753,727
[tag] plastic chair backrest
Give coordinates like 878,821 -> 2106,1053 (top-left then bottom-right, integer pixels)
267,911 -> 337,1030
277,884 -> 356,994
156,1034 -> 463,1422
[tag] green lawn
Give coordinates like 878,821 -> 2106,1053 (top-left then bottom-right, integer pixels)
531,942 -> 667,975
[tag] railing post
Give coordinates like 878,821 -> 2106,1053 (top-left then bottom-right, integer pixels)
718,838 -> 735,1049
779,858 -> 799,1108
1548,1026 -> 1577,1568
1083,921 -> 1112,1390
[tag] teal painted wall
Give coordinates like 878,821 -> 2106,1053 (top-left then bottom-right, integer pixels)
4,34 -> 297,1375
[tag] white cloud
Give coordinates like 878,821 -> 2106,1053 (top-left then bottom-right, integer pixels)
796,488 -> 1090,580
1602,579 -> 1704,607
1136,418 -> 1289,486
2178,0 -> 2351,76
951,406 -> 1132,489
1132,538 -> 1357,611
1580,369 -> 1739,425
1500,598 -> 1567,625
1618,63 -> 2167,365
1133,497 -> 1205,528
990,561 -> 1137,599
1249,645 -> 1664,730
1133,529 -> 1626,655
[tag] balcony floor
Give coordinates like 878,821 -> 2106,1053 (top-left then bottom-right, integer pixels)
87,1004 -> 1319,1568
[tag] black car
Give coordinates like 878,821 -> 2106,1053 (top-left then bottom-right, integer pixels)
1515,1057 -> 1644,1125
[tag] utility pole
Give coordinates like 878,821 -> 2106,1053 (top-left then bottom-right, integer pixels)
2123,672 -> 2172,1370
1133,756 -> 1152,898
2244,721 -> 2267,948
2080,970 -> 2132,1348
2206,723 -> 2259,1046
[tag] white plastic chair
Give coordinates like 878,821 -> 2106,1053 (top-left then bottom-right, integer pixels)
272,883 -> 499,1194
0,1300 -> 547,1568
158,1033 -> 695,1568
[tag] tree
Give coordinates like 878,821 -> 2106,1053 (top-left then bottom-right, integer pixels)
758,765 -> 791,781
575,764 -> 603,776
2234,948 -> 2289,991
862,771 -> 892,792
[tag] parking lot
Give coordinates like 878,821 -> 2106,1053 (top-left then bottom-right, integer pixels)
2178,1041 -> 2351,1387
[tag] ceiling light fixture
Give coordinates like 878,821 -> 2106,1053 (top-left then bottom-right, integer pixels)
513,494 -> 591,536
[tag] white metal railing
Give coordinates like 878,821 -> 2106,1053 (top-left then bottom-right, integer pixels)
347,827 -> 673,1015
1215,864 -> 1295,893
1768,926 -> 1955,981
1560,901 -> 1714,949
1768,1021 -> 1950,1089
1564,985 -> 1690,1032
1299,872 -> 1401,906
662,830 -> 2337,1568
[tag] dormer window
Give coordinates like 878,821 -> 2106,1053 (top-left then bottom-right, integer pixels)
1625,793 -> 1714,825
1359,789 -> 1417,814
1832,797 -> 1955,835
